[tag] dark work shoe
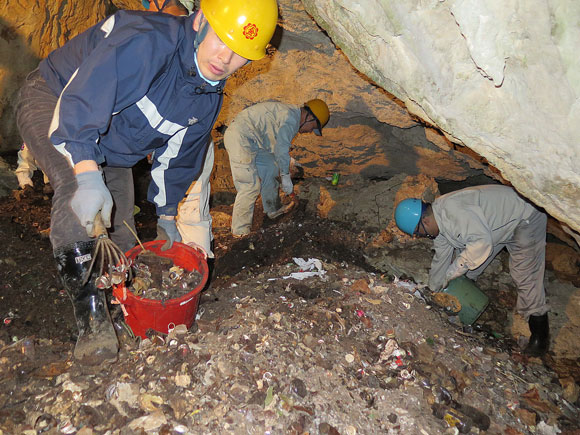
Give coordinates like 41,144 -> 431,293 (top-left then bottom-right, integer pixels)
267,202 -> 295,219
55,241 -> 119,365
524,313 -> 549,357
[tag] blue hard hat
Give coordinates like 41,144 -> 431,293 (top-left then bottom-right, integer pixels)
395,198 -> 425,235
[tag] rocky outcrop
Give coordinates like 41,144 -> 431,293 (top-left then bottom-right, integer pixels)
0,0 -> 106,150
301,0 -> 580,233
2,0 -> 579,238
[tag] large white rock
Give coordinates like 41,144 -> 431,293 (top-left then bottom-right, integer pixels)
302,0 -> 580,232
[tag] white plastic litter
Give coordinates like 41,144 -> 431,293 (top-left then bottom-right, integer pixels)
283,258 -> 326,280
392,276 -> 418,291
537,421 -> 561,435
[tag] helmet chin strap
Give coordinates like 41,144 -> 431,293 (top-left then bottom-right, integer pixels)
194,12 -> 209,51
416,217 -> 435,239
193,12 -> 250,81
299,107 -> 311,131
300,112 -> 319,133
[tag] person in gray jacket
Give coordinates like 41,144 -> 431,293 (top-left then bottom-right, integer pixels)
394,185 -> 550,357
225,99 -> 329,236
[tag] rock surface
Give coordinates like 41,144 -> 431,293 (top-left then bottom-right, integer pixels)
0,0 -> 107,149
301,0 -> 580,233
2,0 -> 580,236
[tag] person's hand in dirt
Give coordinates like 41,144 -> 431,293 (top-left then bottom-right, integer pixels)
156,216 -> 181,251
71,170 -> 113,236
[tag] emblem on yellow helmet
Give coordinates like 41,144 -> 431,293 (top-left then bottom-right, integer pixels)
201,0 -> 279,60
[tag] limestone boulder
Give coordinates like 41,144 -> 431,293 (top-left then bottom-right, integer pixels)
302,0 -> 580,233
3,0 -> 579,240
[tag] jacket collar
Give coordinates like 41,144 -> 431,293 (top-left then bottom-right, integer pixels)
179,15 -> 226,93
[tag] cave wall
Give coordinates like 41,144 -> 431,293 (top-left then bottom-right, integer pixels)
0,0 -> 107,149
301,0 -> 580,232
1,0 -> 579,235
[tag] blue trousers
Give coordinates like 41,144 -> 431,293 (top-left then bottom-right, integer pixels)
15,68 -> 136,253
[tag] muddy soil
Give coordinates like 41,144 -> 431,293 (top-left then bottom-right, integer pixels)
1,164 -> 579,434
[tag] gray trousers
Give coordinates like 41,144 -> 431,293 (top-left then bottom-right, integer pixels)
224,123 -> 281,235
466,209 -> 549,320
15,68 -> 137,253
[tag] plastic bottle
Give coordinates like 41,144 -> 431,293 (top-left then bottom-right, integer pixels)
331,172 -> 340,185
431,403 -> 473,434
21,337 -> 35,359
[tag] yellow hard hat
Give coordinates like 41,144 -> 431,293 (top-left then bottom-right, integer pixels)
200,0 -> 278,61
304,99 -> 330,136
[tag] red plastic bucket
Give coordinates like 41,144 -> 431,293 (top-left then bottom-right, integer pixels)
112,240 -> 208,338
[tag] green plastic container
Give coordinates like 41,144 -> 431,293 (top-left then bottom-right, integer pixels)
443,276 -> 489,325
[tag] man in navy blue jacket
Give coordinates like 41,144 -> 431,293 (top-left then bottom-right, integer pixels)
15,0 -> 278,365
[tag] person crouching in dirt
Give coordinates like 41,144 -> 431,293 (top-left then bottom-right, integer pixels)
225,99 -> 330,237
394,185 -> 550,357
15,0 -> 278,366
15,143 -> 52,194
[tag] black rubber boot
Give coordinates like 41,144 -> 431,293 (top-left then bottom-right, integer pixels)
55,241 -> 119,365
524,313 -> 549,357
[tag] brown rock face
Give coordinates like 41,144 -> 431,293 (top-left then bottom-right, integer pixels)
546,243 -> 580,285
0,0 -> 107,150
317,186 -> 336,219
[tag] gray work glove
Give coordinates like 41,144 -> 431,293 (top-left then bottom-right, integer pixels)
281,173 -> 293,194
444,259 -> 469,286
71,171 -> 113,237
156,217 -> 182,251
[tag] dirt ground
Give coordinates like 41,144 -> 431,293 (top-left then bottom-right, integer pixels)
1,159 -> 579,435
